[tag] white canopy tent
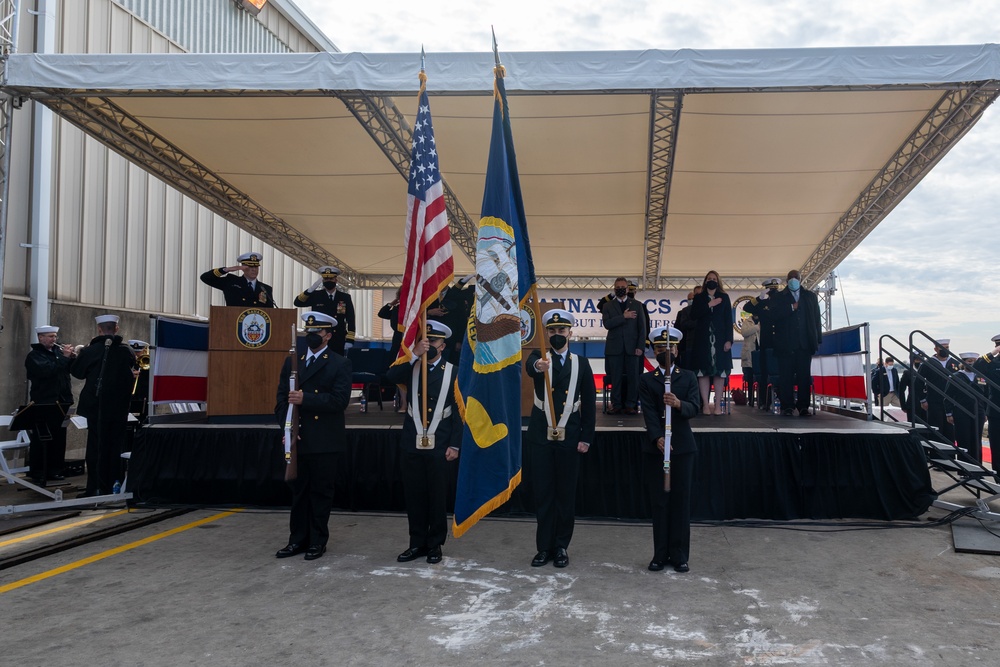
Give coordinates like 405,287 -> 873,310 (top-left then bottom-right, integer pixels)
2,45 -> 999,292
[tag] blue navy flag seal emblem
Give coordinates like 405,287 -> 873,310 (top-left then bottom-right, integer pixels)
237,308 -> 272,348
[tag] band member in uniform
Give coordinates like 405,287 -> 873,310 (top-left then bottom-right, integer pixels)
127,339 -> 151,423
385,320 -> 461,565
200,251 -> 276,307
274,311 -> 352,561
919,339 -> 960,442
24,325 -> 75,483
948,352 -> 988,464
293,266 -> 355,355
638,326 -> 701,573
71,314 -> 138,496
525,310 -> 596,568
973,334 -> 1000,457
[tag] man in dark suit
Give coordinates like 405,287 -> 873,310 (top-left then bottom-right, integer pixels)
872,356 -> 901,409
524,309 -> 596,569
638,326 -> 701,573
385,320 -> 462,565
743,278 -> 781,410
200,251 -> 277,308
601,276 -> 647,414
24,325 -> 75,483
767,270 -> 822,416
274,311 -> 353,561
71,314 -> 138,497
293,266 -> 355,355
973,334 -> 1000,457
919,339 -> 961,442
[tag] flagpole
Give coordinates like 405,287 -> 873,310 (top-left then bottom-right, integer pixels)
529,284 -> 558,432
420,309 -> 429,433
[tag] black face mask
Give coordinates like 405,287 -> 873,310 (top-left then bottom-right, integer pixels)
425,345 -> 440,361
656,351 -> 671,368
614,287 -> 627,298
305,333 -> 324,350
322,281 -> 337,291
705,280 -> 718,291
549,334 -> 567,350
936,349 -> 949,359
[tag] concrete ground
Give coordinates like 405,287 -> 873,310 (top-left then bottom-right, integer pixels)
3,496 -> 1000,666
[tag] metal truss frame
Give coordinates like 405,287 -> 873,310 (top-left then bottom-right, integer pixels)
335,91 -> 477,266
800,83 -> 1000,287
27,92 -> 360,283
641,92 -> 682,290
0,0 -> 21,330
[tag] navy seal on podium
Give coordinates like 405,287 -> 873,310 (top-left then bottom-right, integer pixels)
200,251 -> 277,307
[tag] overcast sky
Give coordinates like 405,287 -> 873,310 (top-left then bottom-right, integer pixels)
293,0 -> 1000,359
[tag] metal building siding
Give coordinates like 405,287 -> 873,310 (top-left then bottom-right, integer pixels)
34,0 -> 321,317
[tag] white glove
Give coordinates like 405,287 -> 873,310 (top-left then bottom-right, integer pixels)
306,278 -> 323,293
993,345 -> 1000,357
759,291 -> 769,300
344,342 -> 354,351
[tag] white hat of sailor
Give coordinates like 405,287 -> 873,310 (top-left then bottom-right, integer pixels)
991,333 -> 1000,343
425,320 -> 452,339
544,309 -> 575,329
959,351 -> 979,361
127,339 -> 149,351
35,325 -> 59,334
935,339 -> 951,346
318,265 -> 341,279
301,311 -> 337,330
237,251 -> 263,267
649,326 -> 683,345
762,277 -> 781,288
95,314 -> 120,325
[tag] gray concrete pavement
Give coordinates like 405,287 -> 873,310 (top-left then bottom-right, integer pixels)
3,505 -> 1000,666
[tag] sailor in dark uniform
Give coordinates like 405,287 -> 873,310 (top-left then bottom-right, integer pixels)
293,266 -> 356,356
274,311 -> 353,561
743,278 -> 781,409
919,339 -> 961,442
200,251 -> 277,308
525,309 -> 596,569
638,326 -> 701,573
973,334 -> 1000,458
24,324 -> 75,483
948,351 -> 988,464
385,320 -> 461,565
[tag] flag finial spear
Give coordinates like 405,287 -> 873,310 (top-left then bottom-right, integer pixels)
492,26 -> 501,66
421,45 -> 426,72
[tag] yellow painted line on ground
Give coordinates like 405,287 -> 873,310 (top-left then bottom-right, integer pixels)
0,509 -> 130,548
0,509 -> 243,595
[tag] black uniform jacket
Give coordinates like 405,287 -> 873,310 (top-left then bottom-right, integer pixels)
638,366 -> 701,456
71,335 -> 136,420
386,358 -> 463,453
524,349 -> 597,449
26,344 -> 74,405
766,288 -> 822,354
293,289 -> 356,351
275,349 -> 352,455
200,268 -> 277,308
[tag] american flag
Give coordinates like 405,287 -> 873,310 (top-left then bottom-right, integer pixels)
395,78 -> 454,365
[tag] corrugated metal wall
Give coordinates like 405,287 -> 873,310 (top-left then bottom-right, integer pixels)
35,0 -> 326,319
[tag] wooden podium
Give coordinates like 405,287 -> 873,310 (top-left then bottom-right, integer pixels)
207,306 -> 297,417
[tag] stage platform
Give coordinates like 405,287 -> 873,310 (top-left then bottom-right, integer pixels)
129,403 -> 935,521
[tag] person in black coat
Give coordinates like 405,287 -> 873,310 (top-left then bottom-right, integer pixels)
524,309 -> 596,569
690,270 -> 733,415
919,339 -> 961,442
898,354 -> 927,424
293,266 -> 356,355
24,325 -> 76,482
672,286 -> 701,371
972,334 -> 1000,457
200,251 -> 277,308
70,314 -> 138,497
743,278 -> 782,410
601,277 -> 647,414
948,352 -> 988,464
638,325 -> 701,573
766,270 -> 822,416
274,311 -> 353,561
872,357 -> 901,409
386,320 -> 462,565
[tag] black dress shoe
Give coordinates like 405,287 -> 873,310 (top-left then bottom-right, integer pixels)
673,562 -> 689,573
648,560 -> 665,571
531,550 -> 551,567
50,474 -> 66,481
426,546 -> 442,564
798,408 -> 811,417
275,543 -> 305,558
397,547 -> 428,562
304,545 -> 326,560
782,409 -> 794,416
553,547 -> 569,568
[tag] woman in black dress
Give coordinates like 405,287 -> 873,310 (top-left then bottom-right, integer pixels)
690,270 -> 733,415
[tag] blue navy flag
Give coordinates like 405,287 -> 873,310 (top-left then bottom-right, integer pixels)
453,66 -> 537,537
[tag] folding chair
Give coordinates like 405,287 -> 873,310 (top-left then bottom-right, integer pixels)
347,347 -> 390,410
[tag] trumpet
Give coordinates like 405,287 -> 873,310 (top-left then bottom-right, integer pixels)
132,346 -> 151,395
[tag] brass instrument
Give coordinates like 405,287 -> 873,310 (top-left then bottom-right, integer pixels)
132,345 -> 151,395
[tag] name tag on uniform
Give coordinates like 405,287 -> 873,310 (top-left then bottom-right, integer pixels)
417,434 -> 435,450
547,427 -> 566,442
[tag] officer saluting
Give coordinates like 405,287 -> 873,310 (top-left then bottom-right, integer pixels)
525,309 -> 596,569
385,320 -> 462,565
200,251 -> 276,307
293,266 -> 356,356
